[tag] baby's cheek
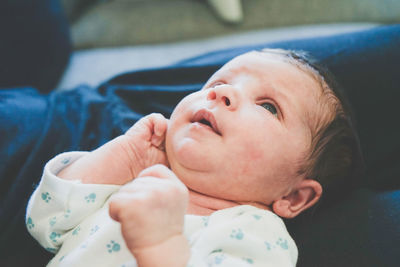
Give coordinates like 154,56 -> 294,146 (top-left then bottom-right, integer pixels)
235,133 -> 288,174
246,146 -> 265,160
238,136 -> 271,160
234,141 -> 268,172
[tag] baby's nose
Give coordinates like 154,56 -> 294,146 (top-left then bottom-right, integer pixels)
206,85 -> 237,110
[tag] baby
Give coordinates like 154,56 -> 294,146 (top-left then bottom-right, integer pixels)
26,49 -> 361,266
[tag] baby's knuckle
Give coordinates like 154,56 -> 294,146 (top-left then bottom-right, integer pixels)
150,113 -> 164,122
109,199 -> 123,215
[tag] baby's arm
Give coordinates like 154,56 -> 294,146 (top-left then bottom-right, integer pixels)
109,164 -> 190,267
58,113 -> 168,185
26,152 -> 121,253
26,113 -> 168,252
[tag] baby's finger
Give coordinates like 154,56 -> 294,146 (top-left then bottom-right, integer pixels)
150,113 -> 168,137
148,113 -> 168,147
124,115 -> 151,138
151,134 -> 165,148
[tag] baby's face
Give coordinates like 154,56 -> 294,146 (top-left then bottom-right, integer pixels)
166,51 -> 321,206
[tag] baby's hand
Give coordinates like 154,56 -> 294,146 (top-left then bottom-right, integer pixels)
109,165 -> 189,255
58,113 -> 169,185
122,113 -> 169,177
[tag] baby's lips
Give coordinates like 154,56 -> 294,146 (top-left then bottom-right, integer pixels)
191,109 -> 221,135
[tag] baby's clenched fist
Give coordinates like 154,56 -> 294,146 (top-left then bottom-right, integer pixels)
109,164 -> 188,252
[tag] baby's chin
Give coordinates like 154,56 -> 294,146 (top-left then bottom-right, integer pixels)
165,140 -> 215,174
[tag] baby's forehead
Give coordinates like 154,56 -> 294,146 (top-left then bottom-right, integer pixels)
218,52 -> 323,93
217,51 -> 312,79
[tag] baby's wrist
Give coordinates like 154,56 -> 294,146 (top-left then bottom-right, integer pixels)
117,134 -> 147,177
132,234 -> 190,267
58,136 -> 140,185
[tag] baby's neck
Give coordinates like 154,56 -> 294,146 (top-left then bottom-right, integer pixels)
187,189 -> 271,216
187,189 -> 238,215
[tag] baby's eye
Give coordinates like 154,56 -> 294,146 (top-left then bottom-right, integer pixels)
260,102 -> 278,116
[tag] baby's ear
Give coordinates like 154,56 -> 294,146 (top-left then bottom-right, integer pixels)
272,179 -> 322,219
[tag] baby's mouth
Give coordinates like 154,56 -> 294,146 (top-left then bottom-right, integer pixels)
191,109 -> 221,136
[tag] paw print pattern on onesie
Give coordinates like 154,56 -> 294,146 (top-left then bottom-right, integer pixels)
265,237 -> 289,251
230,228 -> 244,240
41,192 -> 52,203
49,232 -> 61,243
49,216 -> 57,226
107,240 -> 121,253
242,257 -> 254,264
72,226 -> 81,236
26,217 -> 35,229
276,238 -> 289,250
64,209 -> 71,218
85,193 -> 96,203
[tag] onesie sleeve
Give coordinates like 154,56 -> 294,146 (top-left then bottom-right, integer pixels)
186,205 -> 298,267
25,152 -> 121,253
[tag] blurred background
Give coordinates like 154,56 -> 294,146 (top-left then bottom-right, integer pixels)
63,0 -> 399,48
56,0 -> 400,90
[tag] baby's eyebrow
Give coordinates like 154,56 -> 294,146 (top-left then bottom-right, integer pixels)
260,82 -> 288,101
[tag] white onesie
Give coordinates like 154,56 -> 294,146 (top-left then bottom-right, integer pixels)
26,152 -> 298,267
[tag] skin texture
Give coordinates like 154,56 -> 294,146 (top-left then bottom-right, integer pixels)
59,51 -> 325,266
166,51 -> 322,218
